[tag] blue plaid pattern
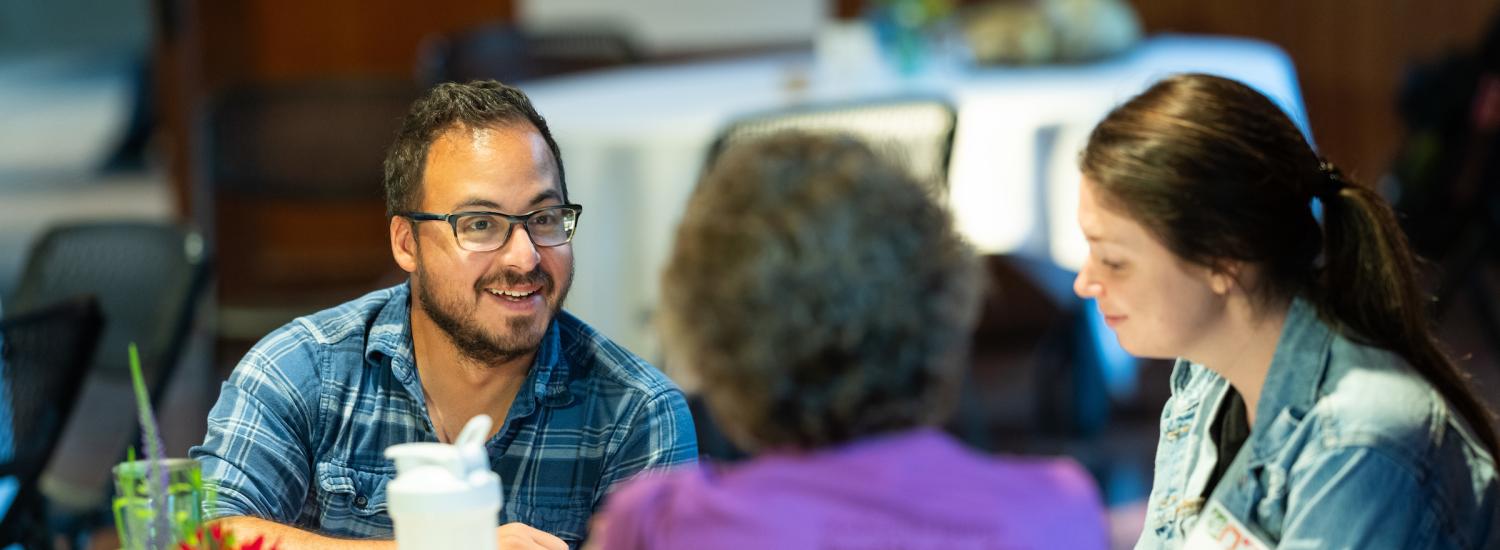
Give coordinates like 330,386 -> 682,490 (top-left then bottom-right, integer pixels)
191,283 -> 697,545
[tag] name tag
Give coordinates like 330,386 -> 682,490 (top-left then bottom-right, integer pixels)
1183,500 -> 1272,550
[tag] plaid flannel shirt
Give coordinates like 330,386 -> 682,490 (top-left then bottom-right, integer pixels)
191,283 -> 697,546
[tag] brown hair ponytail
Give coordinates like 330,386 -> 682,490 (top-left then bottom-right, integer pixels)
1316,165 -> 1499,454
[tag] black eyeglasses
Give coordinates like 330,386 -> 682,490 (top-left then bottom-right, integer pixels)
401,204 -> 582,251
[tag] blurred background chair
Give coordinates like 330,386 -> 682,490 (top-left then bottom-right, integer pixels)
707,97 -> 957,192
416,21 -> 640,86
3,222 -> 208,547
0,295 -> 104,549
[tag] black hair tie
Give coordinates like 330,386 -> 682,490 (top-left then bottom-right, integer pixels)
1316,160 -> 1347,200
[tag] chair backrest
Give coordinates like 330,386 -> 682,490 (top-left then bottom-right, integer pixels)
9,222 -> 208,400
0,295 -> 103,479
0,295 -> 103,546
0,295 -> 102,547
706,98 -> 959,192
417,21 -> 640,86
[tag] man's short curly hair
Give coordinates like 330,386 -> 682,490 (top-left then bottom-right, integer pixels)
661,133 -> 982,451
383,80 -> 565,217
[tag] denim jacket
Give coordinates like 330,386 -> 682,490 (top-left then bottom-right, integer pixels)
1136,298 -> 1498,549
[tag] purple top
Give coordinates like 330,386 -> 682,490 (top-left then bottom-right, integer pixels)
595,428 -> 1108,550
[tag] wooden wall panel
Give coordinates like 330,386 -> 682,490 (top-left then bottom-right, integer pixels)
189,0 -> 513,89
1129,0 -> 1500,180
154,0 -> 517,337
237,0 -> 513,81
159,0 -> 516,215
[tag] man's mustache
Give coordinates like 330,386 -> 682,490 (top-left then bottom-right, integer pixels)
476,267 -> 552,293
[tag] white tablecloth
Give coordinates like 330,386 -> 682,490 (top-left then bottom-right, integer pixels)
521,34 -> 1310,362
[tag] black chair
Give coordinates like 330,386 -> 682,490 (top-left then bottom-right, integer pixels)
417,21 -> 640,86
0,295 -> 104,549
706,97 -> 959,193
5,222 -> 209,542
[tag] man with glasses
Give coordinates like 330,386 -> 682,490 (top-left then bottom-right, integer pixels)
193,81 -> 697,550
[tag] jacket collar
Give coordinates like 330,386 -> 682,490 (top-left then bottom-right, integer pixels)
1246,296 -> 1335,462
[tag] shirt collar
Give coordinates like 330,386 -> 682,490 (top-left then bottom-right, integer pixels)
364,281 -> 575,408
366,282 -> 416,379
527,317 -> 576,408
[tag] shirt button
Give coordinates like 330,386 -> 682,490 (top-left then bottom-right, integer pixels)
354,495 -> 368,508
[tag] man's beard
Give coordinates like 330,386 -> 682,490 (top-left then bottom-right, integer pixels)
414,261 -> 571,366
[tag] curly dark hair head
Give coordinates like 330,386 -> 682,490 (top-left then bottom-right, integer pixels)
661,132 -> 983,451
383,80 -> 566,217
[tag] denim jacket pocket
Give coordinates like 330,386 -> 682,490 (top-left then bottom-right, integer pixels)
1253,464 -> 1288,537
1250,408 -> 1302,539
315,461 -> 393,536
1147,488 -> 1197,543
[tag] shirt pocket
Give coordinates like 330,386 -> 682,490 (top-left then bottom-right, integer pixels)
315,461 -> 393,537
518,497 -> 592,546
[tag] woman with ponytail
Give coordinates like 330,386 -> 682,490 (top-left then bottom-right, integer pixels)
1074,73 -> 1498,549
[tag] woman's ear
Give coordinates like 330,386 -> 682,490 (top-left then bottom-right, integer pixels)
1208,261 -> 1242,296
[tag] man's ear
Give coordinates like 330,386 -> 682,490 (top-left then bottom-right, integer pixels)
391,216 -> 418,274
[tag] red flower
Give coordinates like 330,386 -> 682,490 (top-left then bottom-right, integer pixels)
240,535 -> 266,550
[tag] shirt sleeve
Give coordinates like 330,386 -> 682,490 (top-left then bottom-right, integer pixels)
1278,445 -> 1440,549
189,327 -> 321,523
594,389 -> 698,505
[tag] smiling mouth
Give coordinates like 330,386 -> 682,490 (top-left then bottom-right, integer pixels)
485,287 -> 539,301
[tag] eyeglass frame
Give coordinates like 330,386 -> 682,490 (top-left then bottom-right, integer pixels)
400,204 -> 583,251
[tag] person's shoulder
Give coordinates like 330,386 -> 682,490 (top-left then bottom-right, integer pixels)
556,310 -> 680,399
607,465 -> 705,509
1309,337 -> 1449,458
240,285 -> 404,381
985,453 -> 1104,508
289,285 -> 406,346
916,433 -> 1104,515
966,453 -> 1107,547
595,465 -> 714,548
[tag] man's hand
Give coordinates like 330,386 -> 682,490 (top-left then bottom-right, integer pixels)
496,522 -> 568,550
